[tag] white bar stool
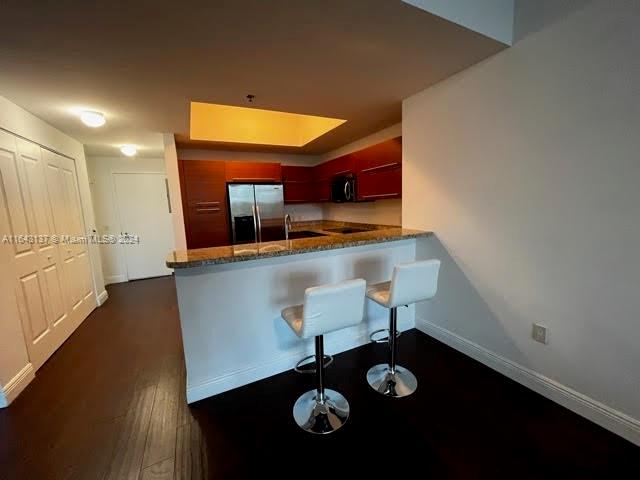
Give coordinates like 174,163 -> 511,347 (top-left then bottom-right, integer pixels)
281,278 -> 366,434
366,259 -> 441,397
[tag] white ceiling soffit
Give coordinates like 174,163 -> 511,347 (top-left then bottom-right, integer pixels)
402,0 -> 515,45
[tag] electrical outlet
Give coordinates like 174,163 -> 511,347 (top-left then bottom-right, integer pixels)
532,324 -> 548,344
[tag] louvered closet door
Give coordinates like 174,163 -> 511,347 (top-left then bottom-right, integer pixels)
0,132 -> 64,369
42,150 -> 95,329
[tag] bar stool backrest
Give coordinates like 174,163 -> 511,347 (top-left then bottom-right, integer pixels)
388,259 -> 441,308
301,279 -> 366,338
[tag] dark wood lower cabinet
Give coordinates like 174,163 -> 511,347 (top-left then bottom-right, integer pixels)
186,204 -> 229,248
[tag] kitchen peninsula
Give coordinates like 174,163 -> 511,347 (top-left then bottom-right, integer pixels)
167,221 -> 431,403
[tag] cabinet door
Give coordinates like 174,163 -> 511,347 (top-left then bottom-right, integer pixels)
330,154 -> 355,176
282,166 -> 315,203
315,180 -> 331,202
357,166 -> 402,201
281,165 -> 312,182
180,160 -> 230,248
284,182 -> 317,203
225,161 -> 281,182
355,137 -> 402,174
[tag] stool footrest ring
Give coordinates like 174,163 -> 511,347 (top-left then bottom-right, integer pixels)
369,328 -> 402,344
294,354 -> 333,374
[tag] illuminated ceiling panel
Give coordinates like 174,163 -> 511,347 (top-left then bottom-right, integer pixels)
190,102 -> 346,147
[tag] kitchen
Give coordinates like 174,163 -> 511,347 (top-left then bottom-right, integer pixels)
176,131 -> 403,251
169,123 -> 435,410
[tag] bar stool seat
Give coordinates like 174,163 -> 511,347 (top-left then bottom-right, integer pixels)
366,281 -> 391,306
281,305 -> 304,336
366,259 -> 441,398
282,278 -> 366,434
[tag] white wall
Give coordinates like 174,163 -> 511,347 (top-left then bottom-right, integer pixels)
403,0 -> 640,444
283,203 -> 324,222
0,94 -> 105,405
323,199 -> 401,226
163,134 -> 187,251
87,155 -> 167,285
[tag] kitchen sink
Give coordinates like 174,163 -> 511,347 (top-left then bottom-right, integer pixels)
287,230 -> 328,239
323,227 -> 374,234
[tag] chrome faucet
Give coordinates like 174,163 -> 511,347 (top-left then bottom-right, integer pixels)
284,214 -> 293,240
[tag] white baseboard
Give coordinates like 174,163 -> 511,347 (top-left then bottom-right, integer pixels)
186,316 -> 413,404
0,363 -> 35,408
105,274 -> 127,285
97,289 -> 109,306
416,318 -> 640,447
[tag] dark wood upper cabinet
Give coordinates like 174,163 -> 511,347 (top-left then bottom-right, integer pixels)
179,159 -> 230,249
225,161 -> 281,182
323,154 -> 355,178
354,137 -> 402,174
357,164 -> 402,201
353,136 -> 402,201
282,165 -> 316,203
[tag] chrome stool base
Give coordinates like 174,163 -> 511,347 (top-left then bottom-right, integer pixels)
292,389 -> 350,434
366,364 -> 418,398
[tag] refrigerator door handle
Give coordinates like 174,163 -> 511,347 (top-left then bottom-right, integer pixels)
251,204 -> 258,243
256,204 -> 262,243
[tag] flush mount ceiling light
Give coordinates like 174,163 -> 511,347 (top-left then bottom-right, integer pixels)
79,110 -> 106,128
120,145 -> 137,157
189,102 -> 346,147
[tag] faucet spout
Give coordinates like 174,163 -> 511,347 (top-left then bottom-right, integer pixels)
284,214 -> 292,241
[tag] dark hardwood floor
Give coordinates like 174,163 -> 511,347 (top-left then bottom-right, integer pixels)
0,276 -> 637,479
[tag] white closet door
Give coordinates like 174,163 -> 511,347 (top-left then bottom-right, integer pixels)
0,130 -> 96,370
113,173 -> 174,280
42,150 -> 95,327
0,132 -> 66,369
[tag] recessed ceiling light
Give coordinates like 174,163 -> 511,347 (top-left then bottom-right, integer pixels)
120,145 -> 137,157
79,110 -> 106,128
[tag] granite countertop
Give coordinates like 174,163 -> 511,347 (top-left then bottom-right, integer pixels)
167,220 -> 431,269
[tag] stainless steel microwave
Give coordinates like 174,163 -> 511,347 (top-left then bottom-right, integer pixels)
331,175 -> 356,202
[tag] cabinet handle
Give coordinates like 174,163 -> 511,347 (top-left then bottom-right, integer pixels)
360,193 -> 399,199
165,178 -> 172,213
334,169 -> 351,175
360,162 -> 400,173
196,207 -> 221,213
194,201 -> 220,206
231,177 -> 278,182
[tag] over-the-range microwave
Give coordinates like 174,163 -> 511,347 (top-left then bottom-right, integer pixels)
331,175 -> 356,202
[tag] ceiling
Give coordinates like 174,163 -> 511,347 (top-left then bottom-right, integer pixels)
0,0 -> 506,157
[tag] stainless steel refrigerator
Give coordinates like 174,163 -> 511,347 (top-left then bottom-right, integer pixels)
228,183 -> 285,244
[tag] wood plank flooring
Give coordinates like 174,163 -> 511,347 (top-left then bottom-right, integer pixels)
0,276 -> 637,479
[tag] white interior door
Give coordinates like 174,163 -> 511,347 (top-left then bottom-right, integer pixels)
113,173 -> 174,280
